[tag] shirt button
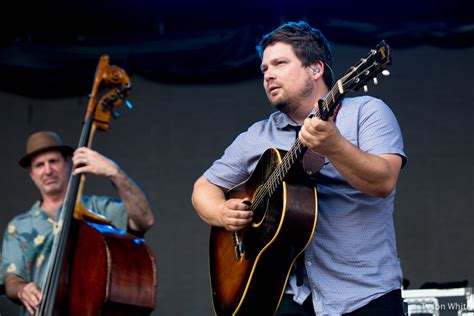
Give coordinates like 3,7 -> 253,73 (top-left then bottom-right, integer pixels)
306,261 -> 312,267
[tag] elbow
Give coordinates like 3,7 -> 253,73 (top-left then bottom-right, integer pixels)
191,176 -> 206,211
145,214 -> 155,230
370,180 -> 396,198
191,189 -> 200,212
135,210 -> 155,232
370,154 -> 402,197
372,187 -> 392,198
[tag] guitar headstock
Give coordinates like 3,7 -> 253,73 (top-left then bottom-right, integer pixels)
318,41 -> 392,120
341,40 -> 392,93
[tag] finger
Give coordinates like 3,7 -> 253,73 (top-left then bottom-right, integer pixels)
29,296 -> 39,308
72,166 -> 89,175
32,289 -> 42,305
299,127 -> 311,143
73,157 -> 87,164
223,208 -> 253,222
232,210 -> 253,219
22,299 -> 35,315
227,200 -> 250,210
25,303 -> 35,315
241,198 -> 252,206
224,213 -> 253,226
72,154 -> 87,163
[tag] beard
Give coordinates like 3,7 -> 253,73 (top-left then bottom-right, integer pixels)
268,78 -> 314,116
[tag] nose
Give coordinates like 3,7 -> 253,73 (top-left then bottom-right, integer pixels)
264,68 -> 276,83
43,162 -> 53,175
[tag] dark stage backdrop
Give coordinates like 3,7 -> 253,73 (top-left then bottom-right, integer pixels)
0,43 -> 473,315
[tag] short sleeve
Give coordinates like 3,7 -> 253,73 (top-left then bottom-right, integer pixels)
204,131 -> 253,189
358,98 -> 407,167
83,195 -> 128,231
1,222 -> 27,282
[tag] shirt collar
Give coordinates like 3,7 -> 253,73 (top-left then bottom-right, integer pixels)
272,111 -> 301,130
29,200 -> 50,220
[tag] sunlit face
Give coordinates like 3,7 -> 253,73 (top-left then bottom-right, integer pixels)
261,42 -> 315,115
28,150 -> 71,198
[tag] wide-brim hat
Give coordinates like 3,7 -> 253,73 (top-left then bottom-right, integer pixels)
19,131 -> 75,168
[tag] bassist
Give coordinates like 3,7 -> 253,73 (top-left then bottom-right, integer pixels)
1,131 -> 154,315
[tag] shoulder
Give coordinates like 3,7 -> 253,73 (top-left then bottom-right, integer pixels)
7,202 -> 42,227
82,195 -> 124,215
247,112 -> 277,131
83,195 -> 121,205
342,95 -> 389,111
228,112 -> 279,146
244,111 -> 288,135
341,96 -> 397,122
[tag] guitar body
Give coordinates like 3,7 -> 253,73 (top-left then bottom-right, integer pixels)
209,148 -> 318,315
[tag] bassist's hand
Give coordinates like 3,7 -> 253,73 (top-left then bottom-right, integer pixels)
17,282 -> 42,315
219,198 -> 253,231
72,147 -> 119,178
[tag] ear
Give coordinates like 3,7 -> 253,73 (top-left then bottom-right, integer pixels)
310,61 -> 325,80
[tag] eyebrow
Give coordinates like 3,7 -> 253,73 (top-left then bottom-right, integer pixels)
32,157 -> 59,167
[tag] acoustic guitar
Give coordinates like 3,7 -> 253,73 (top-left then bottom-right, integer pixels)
209,41 -> 392,315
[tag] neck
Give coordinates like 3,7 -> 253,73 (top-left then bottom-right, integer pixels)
41,194 -> 65,218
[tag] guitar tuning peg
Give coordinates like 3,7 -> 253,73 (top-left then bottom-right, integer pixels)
124,99 -> 134,109
373,77 -> 379,85
111,109 -> 120,119
382,70 -> 390,76
363,85 -> 368,93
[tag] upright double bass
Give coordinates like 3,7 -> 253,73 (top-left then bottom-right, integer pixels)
37,55 -> 157,315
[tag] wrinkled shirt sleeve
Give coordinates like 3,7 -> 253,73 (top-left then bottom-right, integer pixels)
83,195 -> 128,231
1,222 -> 27,282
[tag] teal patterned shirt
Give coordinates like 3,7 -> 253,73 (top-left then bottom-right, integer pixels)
0,195 -> 127,290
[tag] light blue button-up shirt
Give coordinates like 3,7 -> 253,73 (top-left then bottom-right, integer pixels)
204,96 -> 406,315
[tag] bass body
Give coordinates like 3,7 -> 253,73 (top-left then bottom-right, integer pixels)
209,147 -> 317,315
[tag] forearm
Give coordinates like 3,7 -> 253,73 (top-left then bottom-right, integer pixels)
5,274 -> 27,302
191,176 -> 227,227
6,274 -> 42,314
72,148 -> 154,232
109,167 -> 154,232
326,139 -> 401,197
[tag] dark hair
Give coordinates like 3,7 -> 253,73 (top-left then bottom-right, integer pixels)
256,21 -> 334,87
